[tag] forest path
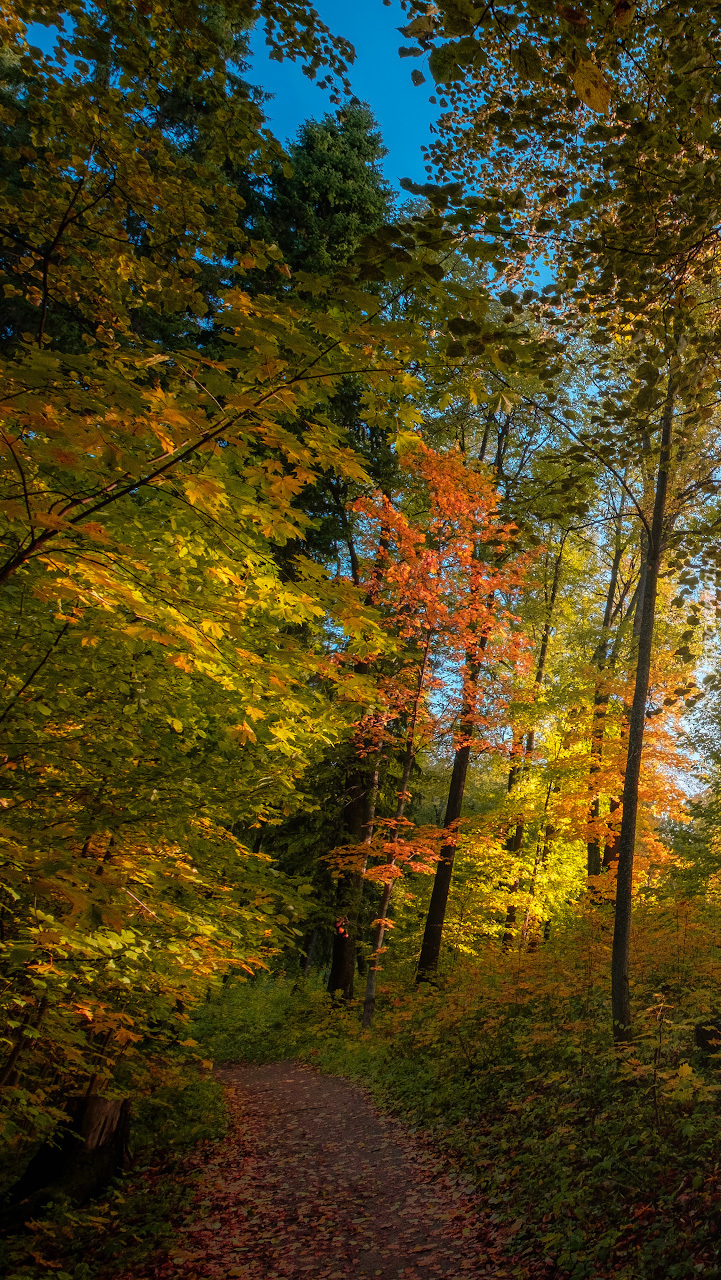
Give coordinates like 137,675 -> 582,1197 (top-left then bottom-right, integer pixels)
132,1061 -> 509,1280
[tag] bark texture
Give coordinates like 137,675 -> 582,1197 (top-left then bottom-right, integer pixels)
611,388 -> 674,1040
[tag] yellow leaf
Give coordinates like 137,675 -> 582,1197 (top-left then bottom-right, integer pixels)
170,718 -> 183,733
200,618 -> 224,638
395,430 -> 421,455
574,60 -> 612,114
81,522 -> 110,542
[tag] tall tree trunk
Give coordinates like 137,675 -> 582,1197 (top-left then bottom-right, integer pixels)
586,765 -> 604,877
587,511 -> 625,876
524,800 -> 555,949
603,796 -> 622,869
327,512 -> 391,998
363,639 -> 430,1026
532,537 -> 566,702
611,387 -> 674,1041
302,927 -> 318,977
416,659 -> 479,982
502,539 -> 565,947
327,765 -> 379,998
414,420 -> 524,980
500,729 -> 526,950
500,823 -> 525,949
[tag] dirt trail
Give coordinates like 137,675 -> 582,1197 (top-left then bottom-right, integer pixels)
131,1062 -> 507,1280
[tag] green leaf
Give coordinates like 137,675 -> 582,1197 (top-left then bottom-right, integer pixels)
509,41 -> 543,83
428,45 -> 460,84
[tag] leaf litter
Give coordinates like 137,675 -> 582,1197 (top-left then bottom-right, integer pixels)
115,1062 -> 545,1280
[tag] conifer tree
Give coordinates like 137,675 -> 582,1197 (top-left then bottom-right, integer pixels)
262,100 -> 392,273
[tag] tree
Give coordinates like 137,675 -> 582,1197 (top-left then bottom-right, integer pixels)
260,101 -> 392,275
0,0 -> 394,1161
403,0 -> 721,1034
363,444 -> 529,982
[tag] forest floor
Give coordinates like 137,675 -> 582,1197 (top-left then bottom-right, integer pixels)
116,1061 -> 528,1280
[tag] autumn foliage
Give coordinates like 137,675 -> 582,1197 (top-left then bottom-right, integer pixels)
6,2 -> 721,1278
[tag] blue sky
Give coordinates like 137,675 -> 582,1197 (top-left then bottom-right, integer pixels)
250,1 -> 438,190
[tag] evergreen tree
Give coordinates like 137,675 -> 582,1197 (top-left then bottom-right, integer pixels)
262,100 -> 392,273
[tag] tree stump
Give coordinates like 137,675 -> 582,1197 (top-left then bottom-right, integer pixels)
3,1096 -> 130,1226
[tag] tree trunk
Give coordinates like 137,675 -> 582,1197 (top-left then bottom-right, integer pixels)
416,614 -> 486,983
611,387 -> 674,1041
5,1096 -> 131,1224
363,636 -> 431,1024
362,721 -> 420,1027
327,519 -> 390,999
415,729 -> 474,981
586,801 -> 602,877
587,517 -> 625,876
500,823 -> 525,950
302,927 -> 318,976
362,875 -> 395,1028
414,430 -> 511,981
603,796 -> 622,869
327,766 -> 378,998
501,543 -> 564,947
524,810 -> 555,948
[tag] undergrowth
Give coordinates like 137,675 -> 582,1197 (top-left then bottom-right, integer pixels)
5,902 -> 721,1280
196,902 -> 721,1280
